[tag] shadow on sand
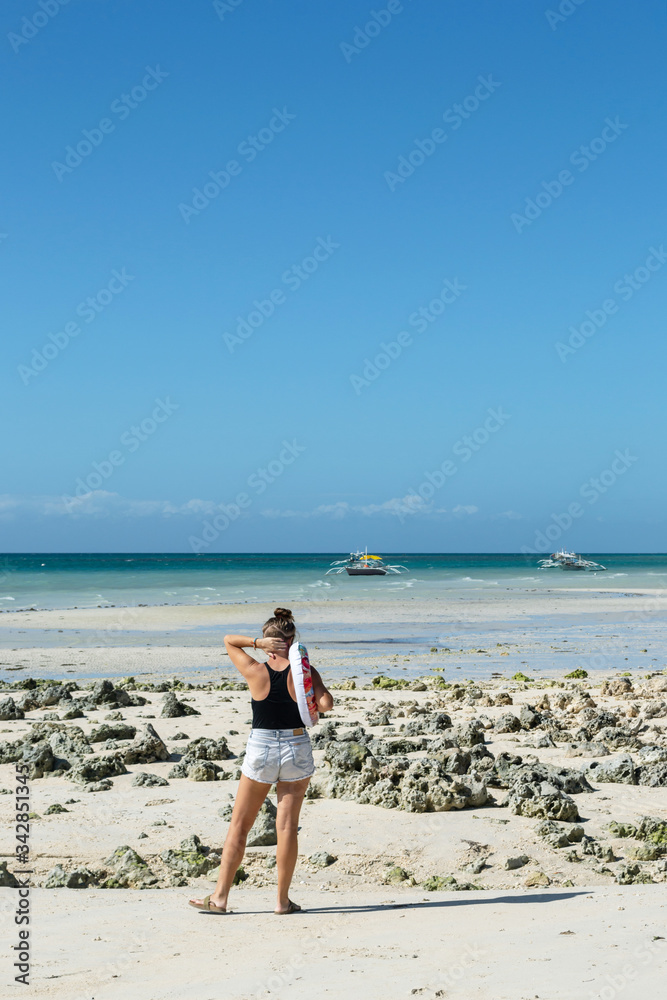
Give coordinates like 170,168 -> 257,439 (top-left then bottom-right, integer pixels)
220,890 -> 590,916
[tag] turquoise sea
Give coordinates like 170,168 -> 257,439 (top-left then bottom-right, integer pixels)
0,553 -> 666,612
0,554 -> 665,682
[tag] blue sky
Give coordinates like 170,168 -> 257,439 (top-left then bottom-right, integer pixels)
2,0 -> 665,552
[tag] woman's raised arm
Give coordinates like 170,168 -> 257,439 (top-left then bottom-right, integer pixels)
223,634 -> 288,676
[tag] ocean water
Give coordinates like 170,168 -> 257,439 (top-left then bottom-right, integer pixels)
0,554 -> 665,681
0,552 -> 665,612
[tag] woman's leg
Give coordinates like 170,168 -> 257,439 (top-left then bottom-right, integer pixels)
274,776 -> 310,913
189,774 -> 270,910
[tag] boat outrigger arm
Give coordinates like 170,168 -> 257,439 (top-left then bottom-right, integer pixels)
537,550 -> 606,571
325,550 -> 408,575
325,563 -> 408,575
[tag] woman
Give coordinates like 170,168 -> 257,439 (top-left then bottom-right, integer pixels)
189,608 -> 334,915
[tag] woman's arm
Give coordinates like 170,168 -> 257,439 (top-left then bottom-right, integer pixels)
311,666 -> 334,713
223,634 -> 288,676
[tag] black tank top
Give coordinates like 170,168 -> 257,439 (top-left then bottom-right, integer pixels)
251,663 -> 304,730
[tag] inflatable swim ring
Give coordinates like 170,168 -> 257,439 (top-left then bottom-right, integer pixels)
288,642 -> 319,728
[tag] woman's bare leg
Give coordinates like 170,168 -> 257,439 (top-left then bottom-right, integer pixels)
274,776 -> 310,913
189,774 -> 270,910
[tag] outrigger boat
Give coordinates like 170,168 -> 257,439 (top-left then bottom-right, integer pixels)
326,549 -> 408,577
538,550 -> 606,571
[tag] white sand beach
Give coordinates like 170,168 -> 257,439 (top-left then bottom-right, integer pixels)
1,593 -> 667,998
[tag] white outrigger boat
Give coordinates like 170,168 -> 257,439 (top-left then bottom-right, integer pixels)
538,550 -> 606,571
326,549 -> 408,577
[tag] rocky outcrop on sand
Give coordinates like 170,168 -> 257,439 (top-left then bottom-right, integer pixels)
181,736 -> 234,761
160,692 -> 200,718
43,864 -> 99,888
132,771 -> 169,787
585,749 -> 667,786
89,722 -> 137,742
168,756 -> 233,780
504,781 -> 579,821
0,721 -> 93,777
0,861 -> 20,887
246,799 -> 278,847
0,696 -> 24,721
76,679 -> 148,711
122,723 -> 169,765
100,846 -> 158,887
535,819 -> 585,848
309,850 -> 337,867
161,835 -> 220,878
166,735 -> 235,781
313,711 -> 602,817
320,737 -> 490,813
3,666 -> 667,892
66,753 -> 128,785
606,815 -> 667,848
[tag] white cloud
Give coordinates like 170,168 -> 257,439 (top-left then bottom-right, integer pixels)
261,497 -> 481,520
0,491 -> 236,521
261,496 -> 426,519
0,491 -> 489,523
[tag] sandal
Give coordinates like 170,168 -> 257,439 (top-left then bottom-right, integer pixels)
275,900 -> 302,915
188,894 -> 227,914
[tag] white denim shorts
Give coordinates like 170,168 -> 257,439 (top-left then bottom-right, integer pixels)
241,728 -> 315,784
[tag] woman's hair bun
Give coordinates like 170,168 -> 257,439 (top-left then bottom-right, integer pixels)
262,607 -> 296,638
